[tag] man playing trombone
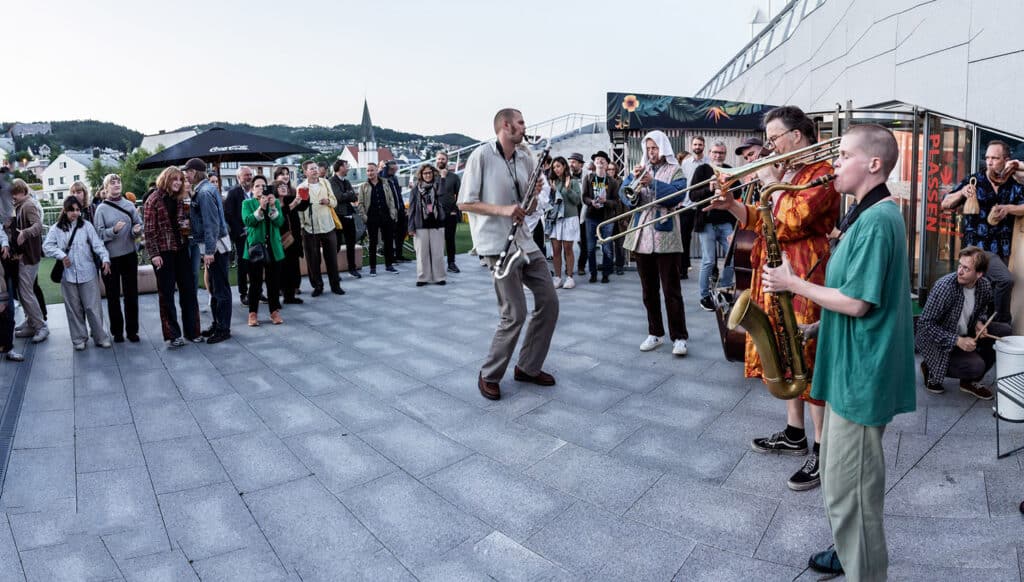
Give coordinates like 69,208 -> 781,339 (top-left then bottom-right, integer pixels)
707,105 -> 840,491
458,108 -> 558,401
618,130 -> 690,356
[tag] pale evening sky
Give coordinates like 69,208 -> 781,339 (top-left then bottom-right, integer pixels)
8,0 -> 765,141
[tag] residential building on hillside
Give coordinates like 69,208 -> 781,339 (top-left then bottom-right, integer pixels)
10,122 -> 51,138
41,151 -> 118,202
139,129 -> 198,154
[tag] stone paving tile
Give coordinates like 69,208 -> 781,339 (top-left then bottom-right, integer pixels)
518,400 -> 642,453
143,435 -> 229,495
74,391 -> 133,428
882,563 -> 1021,582
244,476 -> 414,581
6,499 -> 76,551
606,392 -> 722,432
159,482 -> 267,562
169,367 -> 234,401
74,367 -> 125,397
20,377 -> 73,412
611,425 -> 746,483
18,535 -> 121,582
721,450 -> 823,508
647,373 -> 752,411
524,501 -> 694,580
308,384 -> 404,432
427,366 -> 503,408
625,473 -> 779,556
674,544 -> 800,582
443,412 -> 566,471
278,364 -> 346,397
359,414 -> 472,478
122,369 -> 181,406
187,393 -> 267,439
885,468 -> 989,518
342,471 -> 491,568
132,398 -> 204,443
12,409 -> 74,449
752,500 -> 834,568
416,530 -> 576,582
917,433 -> 1020,471
393,385 -> 482,432
283,429 -> 397,494
576,362 -> 672,395
121,549 -> 200,582
424,455 -> 574,542
984,468 -> 1024,516
223,368 -> 294,402
341,365 -> 427,401
525,443 -> 662,515
190,543 -> 293,582
0,515 -> 25,581
210,430 -> 311,493
101,521 -> 173,562
386,352 -> 462,383
248,391 -> 340,437
76,467 -> 162,535
0,446 -> 75,511
884,515 -> 1019,570
532,377 -> 632,412
75,423 -> 145,473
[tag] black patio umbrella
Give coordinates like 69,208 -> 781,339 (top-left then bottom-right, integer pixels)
136,127 -> 318,170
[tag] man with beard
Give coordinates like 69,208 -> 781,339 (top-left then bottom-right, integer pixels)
436,151 -> 462,273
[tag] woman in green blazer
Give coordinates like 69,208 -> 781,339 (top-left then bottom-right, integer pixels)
242,175 -> 286,326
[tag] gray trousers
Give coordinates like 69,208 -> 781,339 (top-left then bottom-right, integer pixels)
482,250 -> 559,382
62,279 -> 110,345
18,262 -> 44,331
413,228 -> 446,283
821,403 -> 888,582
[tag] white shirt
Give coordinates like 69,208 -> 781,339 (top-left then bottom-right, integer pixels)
958,287 -> 975,336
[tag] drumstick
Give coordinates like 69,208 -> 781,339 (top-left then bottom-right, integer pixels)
975,313 -> 997,340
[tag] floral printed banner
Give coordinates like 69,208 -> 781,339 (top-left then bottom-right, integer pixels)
607,93 -> 776,133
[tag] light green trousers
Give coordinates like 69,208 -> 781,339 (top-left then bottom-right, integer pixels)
820,403 -> 889,582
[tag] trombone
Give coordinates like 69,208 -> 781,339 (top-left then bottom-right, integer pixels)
596,137 -> 840,244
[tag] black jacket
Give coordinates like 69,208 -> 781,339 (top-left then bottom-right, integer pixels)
223,185 -> 247,240
328,175 -> 357,216
689,163 -> 734,229
437,171 -> 462,215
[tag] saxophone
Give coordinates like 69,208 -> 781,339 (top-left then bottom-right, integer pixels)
727,174 -> 835,400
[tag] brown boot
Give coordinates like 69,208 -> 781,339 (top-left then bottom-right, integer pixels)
270,310 -> 284,325
478,373 -> 500,400
247,313 -> 259,327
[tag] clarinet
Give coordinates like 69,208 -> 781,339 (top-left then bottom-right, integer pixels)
492,143 -> 550,280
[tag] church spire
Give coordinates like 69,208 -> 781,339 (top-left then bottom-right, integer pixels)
359,99 -> 376,145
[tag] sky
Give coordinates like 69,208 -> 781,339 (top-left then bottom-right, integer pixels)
7,0 -> 766,141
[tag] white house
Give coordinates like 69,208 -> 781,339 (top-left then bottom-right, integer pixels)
139,129 -> 197,154
41,152 -> 117,202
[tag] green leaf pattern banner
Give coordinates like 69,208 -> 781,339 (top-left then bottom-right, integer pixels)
606,93 -> 776,133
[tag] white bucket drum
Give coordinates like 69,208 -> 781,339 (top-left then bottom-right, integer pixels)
994,335 -> 1024,422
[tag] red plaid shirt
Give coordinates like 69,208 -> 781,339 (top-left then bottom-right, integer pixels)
143,190 -> 185,257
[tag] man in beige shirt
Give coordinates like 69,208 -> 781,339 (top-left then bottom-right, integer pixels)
297,160 -> 344,296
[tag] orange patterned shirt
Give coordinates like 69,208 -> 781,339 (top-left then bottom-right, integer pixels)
740,160 -> 839,398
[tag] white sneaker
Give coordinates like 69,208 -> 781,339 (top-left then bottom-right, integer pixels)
672,339 -> 688,356
73,342 -> 86,351
563,277 -> 576,289
552,277 -> 564,289
640,335 -> 663,352
31,327 -> 49,343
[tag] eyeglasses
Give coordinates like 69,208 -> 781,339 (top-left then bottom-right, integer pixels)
68,207 -> 82,212
765,129 -> 796,150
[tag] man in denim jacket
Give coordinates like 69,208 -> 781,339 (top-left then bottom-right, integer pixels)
185,158 -> 233,344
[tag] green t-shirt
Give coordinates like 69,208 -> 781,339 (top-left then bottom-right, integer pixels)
810,201 -> 916,426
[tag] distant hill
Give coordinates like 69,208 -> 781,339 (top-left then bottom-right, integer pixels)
3,120 -> 143,152
176,122 -> 478,148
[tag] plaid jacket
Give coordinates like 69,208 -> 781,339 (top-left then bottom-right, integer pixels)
915,272 -> 992,384
143,190 -> 184,257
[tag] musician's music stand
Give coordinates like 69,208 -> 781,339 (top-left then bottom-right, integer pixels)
994,371 -> 1024,458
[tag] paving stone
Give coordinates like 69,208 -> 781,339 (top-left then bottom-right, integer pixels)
884,515 -> 1018,570
525,501 -> 694,580
443,412 -> 566,471
674,544 -> 800,582
159,482 -> 266,562
532,377 -> 632,412
611,425 -> 746,483
983,468 -> 1024,516
360,414 -> 472,477
244,476 -> 413,581
647,374 -> 752,410
342,471 -> 490,568
0,446 -> 75,511
75,391 -> 133,428
885,468 -> 989,518
720,450 -> 823,507
100,522 -> 173,561
424,455 -> 574,542
341,366 -> 426,401
415,531 -> 575,582
308,384 -> 404,432
386,352 -> 461,383
169,367 -> 233,401
278,364 -> 346,397
248,391 -> 340,437
76,423 -> 145,473
0,514 -> 25,581
525,443 -> 662,515
6,499 -> 76,551
20,377 -> 73,412
190,543 -> 292,582
75,368 -> 124,397
518,401 -> 641,452
393,386 -> 482,432
143,435 -> 229,494
752,500 -> 834,568
577,362 -> 671,394
223,368 -> 293,402
483,388 -> 551,419
12,409 -> 73,449
132,398 -> 204,443
76,467 -> 162,535
427,367 -> 499,408
121,550 -> 199,582
884,563 -> 1020,582
917,433 -> 1015,471
283,429 -> 396,494
188,393 -> 267,439
607,393 -> 722,432
625,473 -> 779,555
18,535 -> 121,582
210,430 -> 310,493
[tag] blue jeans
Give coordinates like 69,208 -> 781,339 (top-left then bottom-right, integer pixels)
699,222 -> 734,299
190,242 -> 201,289
209,251 -> 232,332
585,218 -> 614,276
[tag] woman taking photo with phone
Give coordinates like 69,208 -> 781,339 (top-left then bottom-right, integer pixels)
242,175 -> 285,326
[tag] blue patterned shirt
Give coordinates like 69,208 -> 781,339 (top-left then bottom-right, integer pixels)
955,171 -> 1024,259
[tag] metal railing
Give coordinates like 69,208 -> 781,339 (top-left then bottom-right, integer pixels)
694,0 -> 829,99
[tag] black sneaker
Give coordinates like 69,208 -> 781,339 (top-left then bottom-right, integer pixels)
589,273 -> 598,283
386,266 -> 399,274
699,296 -> 715,311
206,331 -> 231,345
416,282 -> 427,287
751,430 -> 808,455
311,288 -> 323,297
331,288 -> 346,295
370,268 -> 377,276
615,267 -> 624,275
349,269 -> 362,279
787,453 -> 820,491
200,326 -> 216,338
283,297 -> 304,305
447,264 -> 460,273
601,274 -> 610,283
808,548 -> 843,575
240,295 -> 248,306
921,361 -> 944,393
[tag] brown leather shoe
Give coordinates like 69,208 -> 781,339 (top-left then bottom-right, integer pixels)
478,373 -> 501,400
514,366 -> 556,386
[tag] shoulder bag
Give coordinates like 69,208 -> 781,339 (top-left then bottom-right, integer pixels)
49,225 -> 79,283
